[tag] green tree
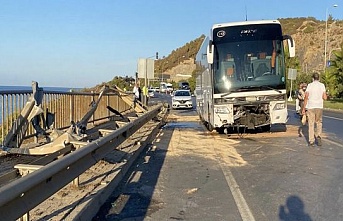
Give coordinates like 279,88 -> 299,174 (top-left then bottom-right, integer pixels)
285,45 -> 301,94
108,76 -> 135,90
327,44 -> 343,98
188,71 -> 197,92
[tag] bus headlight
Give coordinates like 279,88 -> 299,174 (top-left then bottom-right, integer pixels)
214,106 -> 230,114
273,102 -> 286,110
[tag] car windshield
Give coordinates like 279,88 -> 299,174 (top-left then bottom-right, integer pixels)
175,91 -> 190,96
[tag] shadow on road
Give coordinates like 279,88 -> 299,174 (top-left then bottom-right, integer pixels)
292,112 -> 311,145
279,195 -> 313,221
93,124 -> 173,221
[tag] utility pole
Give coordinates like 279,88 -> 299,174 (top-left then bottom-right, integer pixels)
324,4 -> 338,72
143,52 -> 158,106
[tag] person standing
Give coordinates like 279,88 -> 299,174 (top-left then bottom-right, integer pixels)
302,72 -> 327,146
138,85 -> 142,103
132,83 -> 140,108
142,85 -> 149,106
298,83 -> 307,117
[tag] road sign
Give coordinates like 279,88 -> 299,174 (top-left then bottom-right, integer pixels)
287,68 -> 297,80
137,58 -> 155,79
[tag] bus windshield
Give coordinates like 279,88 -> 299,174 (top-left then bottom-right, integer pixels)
212,24 -> 286,94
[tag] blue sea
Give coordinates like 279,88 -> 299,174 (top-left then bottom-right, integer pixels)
0,85 -> 79,92
0,85 -> 81,124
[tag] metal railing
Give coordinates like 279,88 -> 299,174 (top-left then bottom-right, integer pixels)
0,88 -> 131,145
0,104 -> 164,221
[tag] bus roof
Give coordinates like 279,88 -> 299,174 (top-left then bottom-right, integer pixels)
212,20 -> 280,30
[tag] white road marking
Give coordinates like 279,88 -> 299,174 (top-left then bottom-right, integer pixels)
212,139 -> 255,221
211,134 -> 255,220
288,108 -> 343,121
323,115 -> 343,121
218,162 -> 256,221
325,139 -> 343,148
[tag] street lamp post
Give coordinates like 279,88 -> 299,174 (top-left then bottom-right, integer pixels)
161,61 -> 168,83
143,53 -> 158,106
161,66 -> 163,83
324,4 -> 338,72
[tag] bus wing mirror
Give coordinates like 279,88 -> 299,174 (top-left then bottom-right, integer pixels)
288,39 -> 295,57
283,35 -> 295,58
207,40 -> 214,64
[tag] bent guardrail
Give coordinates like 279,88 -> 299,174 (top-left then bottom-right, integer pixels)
0,104 -> 165,220
0,82 -> 132,146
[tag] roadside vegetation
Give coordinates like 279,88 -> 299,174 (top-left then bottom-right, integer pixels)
324,99 -> 343,110
290,99 -> 343,112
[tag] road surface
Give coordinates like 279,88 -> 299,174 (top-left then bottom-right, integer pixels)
95,93 -> 343,221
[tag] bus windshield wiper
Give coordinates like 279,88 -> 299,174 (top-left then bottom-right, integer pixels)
220,89 -> 240,98
221,91 -> 232,97
220,85 -> 282,98
258,85 -> 282,93
236,85 -> 282,94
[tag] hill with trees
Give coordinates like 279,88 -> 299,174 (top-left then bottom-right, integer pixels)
279,17 -> 343,98
96,17 -> 343,98
154,35 -> 205,75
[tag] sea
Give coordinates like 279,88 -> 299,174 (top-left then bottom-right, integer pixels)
0,85 -> 79,92
0,85 -> 81,124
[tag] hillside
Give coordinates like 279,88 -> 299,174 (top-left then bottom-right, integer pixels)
280,17 -> 343,72
158,17 -> 343,82
95,17 -> 343,92
154,35 -> 204,82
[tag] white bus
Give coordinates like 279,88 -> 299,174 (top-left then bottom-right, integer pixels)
195,20 -> 295,133
160,82 -> 167,93
160,82 -> 173,94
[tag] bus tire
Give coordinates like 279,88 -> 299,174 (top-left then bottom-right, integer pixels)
207,122 -> 214,132
215,127 -> 225,134
261,125 -> 271,132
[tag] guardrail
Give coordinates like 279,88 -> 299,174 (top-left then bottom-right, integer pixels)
0,88 -> 131,144
0,104 -> 165,220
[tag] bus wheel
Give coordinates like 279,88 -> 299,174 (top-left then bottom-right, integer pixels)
215,127 -> 225,134
207,122 -> 214,132
199,114 -> 203,122
261,125 -> 271,132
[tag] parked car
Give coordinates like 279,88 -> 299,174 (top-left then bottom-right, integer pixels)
171,90 -> 193,109
166,83 -> 173,94
148,89 -> 155,98
179,82 -> 190,90
153,87 -> 160,92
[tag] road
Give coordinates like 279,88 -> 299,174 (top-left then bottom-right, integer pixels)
288,105 -> 343,144
95,92 -> 343,221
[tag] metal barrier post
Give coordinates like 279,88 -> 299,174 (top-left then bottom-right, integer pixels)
14,164 -> 44,221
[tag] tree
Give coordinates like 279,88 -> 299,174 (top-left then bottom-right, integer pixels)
327,43 -> 343,98
285,45 -> 301,94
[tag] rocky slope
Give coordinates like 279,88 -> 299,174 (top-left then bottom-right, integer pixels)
287,19 -> 343,73
163,18 -> 343,82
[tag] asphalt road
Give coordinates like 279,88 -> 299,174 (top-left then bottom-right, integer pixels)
94,93 -> 343,221
288,104 -> 343,144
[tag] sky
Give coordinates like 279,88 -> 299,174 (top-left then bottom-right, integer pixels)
0,0 -> 343,88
